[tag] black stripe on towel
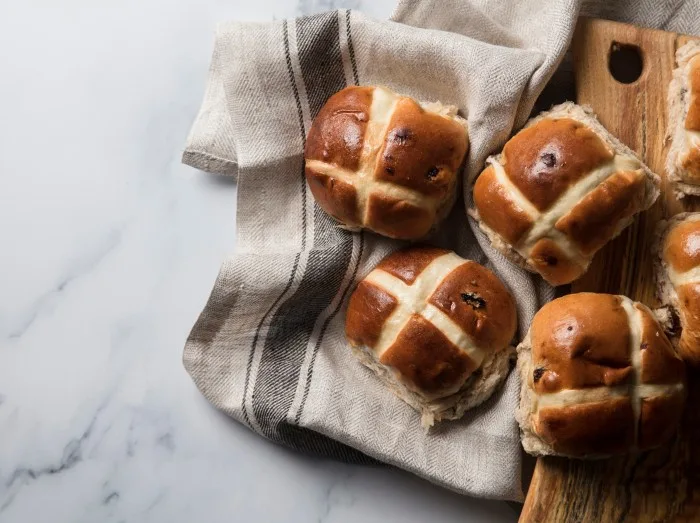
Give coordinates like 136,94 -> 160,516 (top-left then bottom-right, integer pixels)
251,11 -> 372,464
345,9 -> 360,85
282,11 -> 372,463
296,9 -> 364,424
252,11 -> 348,436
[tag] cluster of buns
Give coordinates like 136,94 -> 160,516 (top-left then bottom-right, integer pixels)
303,82 -> 694,457
306,88 -> 660,286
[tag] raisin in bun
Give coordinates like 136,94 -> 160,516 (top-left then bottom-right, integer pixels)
472,102 -> 659,286
305,86 -> 468,240
516,293 -> 686,458
345,246 -> 517,427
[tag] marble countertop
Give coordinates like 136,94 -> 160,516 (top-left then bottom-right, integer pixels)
0,1 -> 519,521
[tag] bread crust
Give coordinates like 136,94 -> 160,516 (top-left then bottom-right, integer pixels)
353,340 -> 515,428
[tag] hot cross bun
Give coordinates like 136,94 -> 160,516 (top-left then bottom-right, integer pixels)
345,246 -> 517,427
517,293 -> 686,458
656,212 -> 700,366
667,41 -> 700,197
305,86 -> 468,240
472,102 -> 659,286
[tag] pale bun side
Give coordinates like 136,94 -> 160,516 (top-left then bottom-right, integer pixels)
353,341 -> 515,429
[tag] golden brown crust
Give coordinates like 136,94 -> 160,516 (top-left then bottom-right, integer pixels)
528,238 -> 585,287
677,283 -> 700,365
473,105 -> 659,286
375,246 -> 448,284
501,118 -> 614,211
305,169 -> 360,226
373,98 -> 467,199
637,304 -> 687,385
305,86 -> 373,170
664,217 -> 700,273
472,165 -> 534,245
345,281 -> 398,349
428,261 -> 517,353
669,52 -> 700,191
638,394 -> 686,450
685,56 -> 700,131
379,314 -> 476,396
534,399 -> 635,457
530,294 -> 633,394
364,193 -> 435,240
555,170 -> 646,255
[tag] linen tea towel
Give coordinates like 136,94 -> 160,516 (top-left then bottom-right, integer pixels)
182,0 -> 585,501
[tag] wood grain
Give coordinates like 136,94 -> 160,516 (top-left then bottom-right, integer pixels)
520,18 -> 700,523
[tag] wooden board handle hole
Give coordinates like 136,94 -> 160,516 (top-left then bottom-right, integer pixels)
608,41 -> 644,84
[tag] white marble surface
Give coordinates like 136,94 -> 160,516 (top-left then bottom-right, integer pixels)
0,1 -> 519,521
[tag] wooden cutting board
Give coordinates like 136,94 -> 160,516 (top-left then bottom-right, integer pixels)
520,18 -> 700,522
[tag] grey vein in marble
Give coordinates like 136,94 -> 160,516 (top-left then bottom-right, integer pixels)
8,229 -> 123,340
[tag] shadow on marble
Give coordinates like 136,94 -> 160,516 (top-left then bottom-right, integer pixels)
200,393 -> 521,522
200,171 -> 237,188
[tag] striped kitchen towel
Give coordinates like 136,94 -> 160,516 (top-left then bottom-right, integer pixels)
180,0 -> 700,501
